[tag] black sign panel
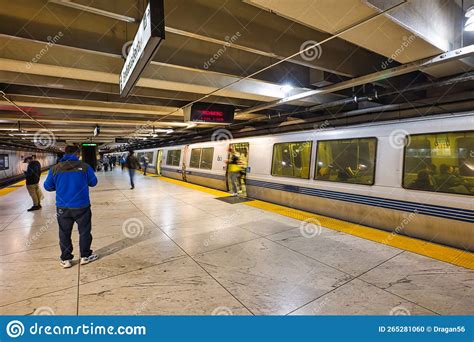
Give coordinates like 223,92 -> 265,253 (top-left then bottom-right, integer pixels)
186,103 -> 235,124
119,0 -> 165,97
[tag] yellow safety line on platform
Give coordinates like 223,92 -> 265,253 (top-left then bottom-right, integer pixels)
0,172 -> 48,197
159,176 -> 231,197
158,176 -> 474,270
0,179 -> 26,196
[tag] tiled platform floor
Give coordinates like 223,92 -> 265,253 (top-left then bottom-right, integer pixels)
1,169 -> 473,315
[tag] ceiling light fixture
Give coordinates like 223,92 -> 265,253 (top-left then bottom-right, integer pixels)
280,84 -> 293,96
465,6 -> 474,31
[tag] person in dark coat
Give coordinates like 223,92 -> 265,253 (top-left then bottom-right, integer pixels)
24,155 -> 43,211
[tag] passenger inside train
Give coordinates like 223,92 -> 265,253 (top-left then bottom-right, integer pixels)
404,131 -> 474,194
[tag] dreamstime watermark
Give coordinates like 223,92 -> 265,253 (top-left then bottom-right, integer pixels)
122,40 -> 133,59
122,218 -> 145,238
33,306 -> 55,315
389,129 -> 410,149
203,32 -> 241,69
211,128 -> 233,142
26,209 -> 63,247
133,297 -> 153,315
299,218 -> 323,238
390,305 -> 411,316
291,120 -> 330,158
211,306 -> 233,315
203,230 -> 220,248
299,40 -> 323,61
382,210 -> 419,245
26,32 -> 64,69
381,34 -> 417,70
6,320 -> 24,338
6,320 -> 146,338
33,129 -> 56,149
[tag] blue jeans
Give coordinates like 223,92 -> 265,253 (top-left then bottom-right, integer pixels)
129,168 -> 136,187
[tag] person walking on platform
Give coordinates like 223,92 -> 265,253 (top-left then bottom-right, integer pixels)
44,145 -> 98,269
24,155 -> 43,211
102,155 -> 109,172
110,156 -> 117,170
119,155 -> 125,171
125,150 -> 140,189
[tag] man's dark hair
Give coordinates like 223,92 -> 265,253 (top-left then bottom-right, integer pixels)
129,150 -> 134,155
65,145 -> 80,155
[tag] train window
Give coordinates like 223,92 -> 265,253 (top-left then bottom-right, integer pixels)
139,152 -> 153,164
315,138 -> 377,185
0,154 -> 8,170
272,142 -> 312,179
189,148 -> 214,169
189,148 -> 201,168
166,150 -> 181,166
200,147 -> 214,169
403,131 -> 474,195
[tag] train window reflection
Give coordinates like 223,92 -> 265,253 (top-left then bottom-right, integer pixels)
315,138 -> 377,185
403,131 -> 474,195
189,148 -> 214,169
200,148 -> 214,169
166,150 -> 181,166
272,142 -> 312,179
189,148 -> 201,168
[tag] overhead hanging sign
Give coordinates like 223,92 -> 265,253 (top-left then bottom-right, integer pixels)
119,0 -> 165,97
184,103 -> 235,124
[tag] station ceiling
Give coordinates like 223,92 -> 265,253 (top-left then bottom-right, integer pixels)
0,0 -> 473,152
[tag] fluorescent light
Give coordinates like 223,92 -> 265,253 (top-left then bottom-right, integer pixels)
466,5 -> 474,17
155,128 -> 174,133
48,0 -> 136,22
466,16 -> 474,31
280,84 -> 293,96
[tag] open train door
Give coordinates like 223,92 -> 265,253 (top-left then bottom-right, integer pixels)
227,142 -> 249,197
156,150 -> 163,176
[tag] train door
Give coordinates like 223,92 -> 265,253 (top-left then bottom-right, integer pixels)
181,146 -> 189,182
227,142 -> 249,197
156,150 -> 163,176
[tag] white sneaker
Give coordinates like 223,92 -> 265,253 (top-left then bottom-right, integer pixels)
80,253 -> 99,265
60,260 -> 72,269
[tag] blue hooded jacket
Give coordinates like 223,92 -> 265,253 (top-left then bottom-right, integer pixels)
44,154 -> 98,208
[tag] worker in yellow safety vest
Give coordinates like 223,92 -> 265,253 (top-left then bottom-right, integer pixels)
228,153 -> 243,196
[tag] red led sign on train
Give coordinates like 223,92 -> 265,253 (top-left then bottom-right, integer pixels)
185,103 -> 235,124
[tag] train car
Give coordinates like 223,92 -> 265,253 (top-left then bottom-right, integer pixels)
136,113 -> 474,251
0,148 -> 57,186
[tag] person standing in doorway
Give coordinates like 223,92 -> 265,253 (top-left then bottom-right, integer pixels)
142,155 -> 149,176
24,155 -> 43,211
125,150 -> 140,189
44,145 -> 98,269
227,153 -> 242,196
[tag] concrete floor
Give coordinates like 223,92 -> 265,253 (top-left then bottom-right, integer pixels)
0,169 -> 473,315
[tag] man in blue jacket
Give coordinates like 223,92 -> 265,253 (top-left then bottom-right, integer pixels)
44,145 -> 99,269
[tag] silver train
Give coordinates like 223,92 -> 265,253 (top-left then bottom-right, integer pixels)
0,149 -> 56,183
133,113 -> 474,251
